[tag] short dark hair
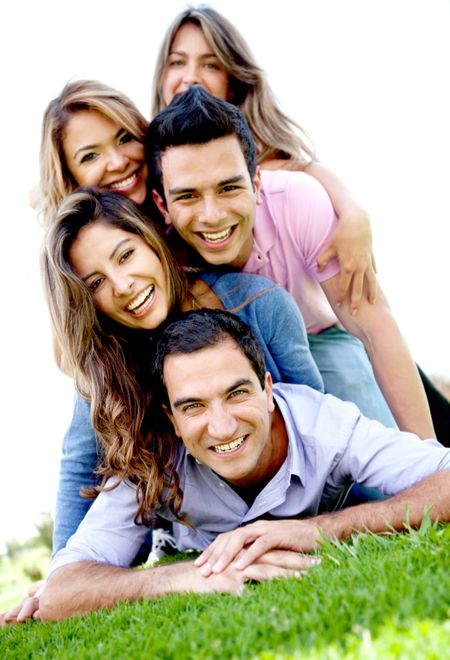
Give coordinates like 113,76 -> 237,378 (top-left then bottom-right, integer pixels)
146,86 -> 257,202
153,309 -> 266,403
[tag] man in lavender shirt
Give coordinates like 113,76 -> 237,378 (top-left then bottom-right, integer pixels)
30,310 -> 449,621
148,86 -> 435,440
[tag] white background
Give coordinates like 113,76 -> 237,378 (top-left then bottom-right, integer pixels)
1,0 -> 449,551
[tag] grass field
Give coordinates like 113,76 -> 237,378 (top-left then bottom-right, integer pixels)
2,520 -> 450,659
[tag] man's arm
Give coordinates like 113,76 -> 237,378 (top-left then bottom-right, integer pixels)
36,551 -> 314,621
1,550 -> 317,625
320,276 -> 435,439
195,470 -> 450,576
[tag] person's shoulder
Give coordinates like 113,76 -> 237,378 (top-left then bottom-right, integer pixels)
200,270 -> 280,296
260,169 -> 333,230
260,169 -> 326,197
273,383 -> 361,443
273,381 -> 324,404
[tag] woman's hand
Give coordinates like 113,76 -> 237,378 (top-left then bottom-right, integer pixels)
317,204 -> 377,314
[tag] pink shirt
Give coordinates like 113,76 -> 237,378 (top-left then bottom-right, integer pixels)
243,170 -> 340,334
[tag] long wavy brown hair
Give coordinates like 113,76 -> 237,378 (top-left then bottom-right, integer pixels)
151,5 -> 316,168
42,189 -> 189,524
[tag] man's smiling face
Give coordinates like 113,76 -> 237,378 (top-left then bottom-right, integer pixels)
163,338 -> 280,489
153,135 -> 262,268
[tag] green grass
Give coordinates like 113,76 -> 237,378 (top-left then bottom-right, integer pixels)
2,523 -> 450,659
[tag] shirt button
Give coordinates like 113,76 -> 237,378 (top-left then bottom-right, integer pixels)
219,482 -> 225,488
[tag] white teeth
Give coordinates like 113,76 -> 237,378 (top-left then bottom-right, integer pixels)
126,285 -> 154,312
212,436 -> 245,454
109,171 -> 137,191
201,227 -> 232,242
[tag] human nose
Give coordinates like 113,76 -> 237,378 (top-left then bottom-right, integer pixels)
111,271 -> 133,297
207,403 -> 238,441
198,196 -> 227,226
183,61 -> 202,85
106,148 -> 129,173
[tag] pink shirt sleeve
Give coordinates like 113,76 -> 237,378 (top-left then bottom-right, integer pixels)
283,172 -> 340,283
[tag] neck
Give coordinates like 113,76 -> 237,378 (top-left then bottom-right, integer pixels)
229,234 -> 254,269
183,279 -> 224,311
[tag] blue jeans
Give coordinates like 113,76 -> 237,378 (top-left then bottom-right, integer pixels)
53,394 -> 99,555
308,326 -> 396,427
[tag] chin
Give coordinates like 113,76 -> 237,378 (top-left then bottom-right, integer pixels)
130,190 -> 146,205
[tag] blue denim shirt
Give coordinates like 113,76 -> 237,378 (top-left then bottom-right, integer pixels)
53,272 -> 323,553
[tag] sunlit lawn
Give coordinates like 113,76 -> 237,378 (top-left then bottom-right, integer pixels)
2,521 -> 450,659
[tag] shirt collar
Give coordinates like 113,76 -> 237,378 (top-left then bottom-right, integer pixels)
273,391 -> 305,484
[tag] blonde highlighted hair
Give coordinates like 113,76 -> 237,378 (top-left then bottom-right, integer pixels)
151,5 -> 316,168
38,80 -> 148,227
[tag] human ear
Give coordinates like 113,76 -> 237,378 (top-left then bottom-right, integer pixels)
152,190 -> 172,226
264,371 -> 275,413
163,403 -> 181,437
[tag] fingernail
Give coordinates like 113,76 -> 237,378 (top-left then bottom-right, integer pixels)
311,558 -> 321,565
200,563 -> 212,576
351,308 -> 357,316
234,559 -> 244,569
212,559 -> 225,573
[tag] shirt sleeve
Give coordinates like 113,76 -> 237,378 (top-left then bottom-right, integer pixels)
330,411 -> 450,495
53,393 -> 100,555
251,284 -> 325,391
284,173 -> 341,283
49,478 -> 150,575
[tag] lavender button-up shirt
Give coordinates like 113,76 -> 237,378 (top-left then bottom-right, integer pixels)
50,383 -> 450,575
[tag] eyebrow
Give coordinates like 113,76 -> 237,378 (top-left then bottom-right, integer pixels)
168,175 -> 246,197
81,238 -> 131,282
73,127 -> 125,160
169,49 -> 218,58
172,378 -> 254,409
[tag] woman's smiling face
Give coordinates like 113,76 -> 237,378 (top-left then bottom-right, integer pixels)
63,110 -> 147,204
69,222 -> 170,330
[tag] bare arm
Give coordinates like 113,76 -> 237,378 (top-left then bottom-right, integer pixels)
261,158 -> 376,312
195,470 -> 450,575
39,560 -> 246,620
320,276 -> 435,438
35,552 -> 313,621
